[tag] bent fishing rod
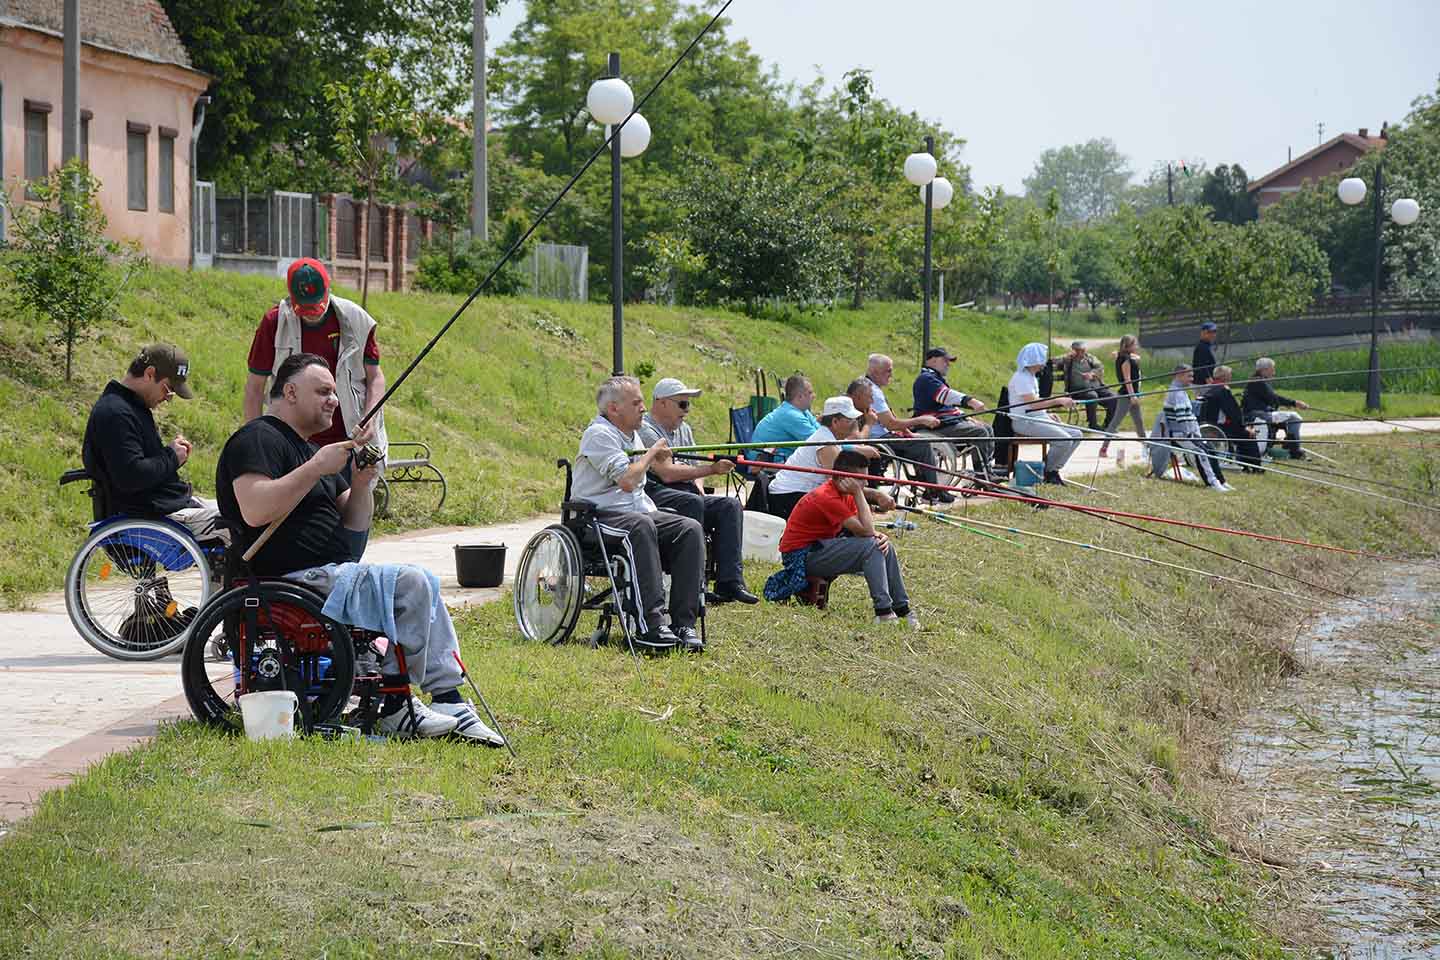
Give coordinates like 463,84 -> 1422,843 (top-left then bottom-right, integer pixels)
721,455 -> 1428,563
240,0 -> 738,563
1293,404 -> 1440,437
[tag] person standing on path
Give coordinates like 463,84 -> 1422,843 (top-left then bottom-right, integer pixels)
243,258 -> 388,469
1192,322 -> 1219,386
1099,334 -> 1147,458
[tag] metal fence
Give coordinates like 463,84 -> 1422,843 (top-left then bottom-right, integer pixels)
1139,296 -> 1440,349
528,242 -> 588,301
216,191 -> 320,259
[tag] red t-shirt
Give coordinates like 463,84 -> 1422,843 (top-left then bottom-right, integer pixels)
247,303 -> 381,445
779,481 -> 859,553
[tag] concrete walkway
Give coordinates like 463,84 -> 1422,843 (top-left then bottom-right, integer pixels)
2,418 -> 1434,822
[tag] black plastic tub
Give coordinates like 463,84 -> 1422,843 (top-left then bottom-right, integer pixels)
454,544 -> 506,588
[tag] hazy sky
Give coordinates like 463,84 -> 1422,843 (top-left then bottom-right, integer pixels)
488,0 -> 1440,193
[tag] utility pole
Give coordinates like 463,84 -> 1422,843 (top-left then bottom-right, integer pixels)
471,0 -> 488,241
1317,121 -> 1325,145
62,0 -> 80,164
1166,163 -> 1173,206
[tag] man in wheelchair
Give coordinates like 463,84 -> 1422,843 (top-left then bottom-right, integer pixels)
575,376 -> 707,652
82,343 -> 230,546
215,352 -> 503,744
638,377 -> 759,606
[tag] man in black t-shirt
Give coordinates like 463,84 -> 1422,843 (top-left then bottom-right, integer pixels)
216,353 -> 504,745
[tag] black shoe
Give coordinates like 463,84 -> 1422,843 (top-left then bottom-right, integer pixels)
1289,450 -> 1306,460
674,626 -> 704,653
634,625 -> 681,655
924,490 -> 957,505
1043,470 -> 1064,485
712,584 -> 759,605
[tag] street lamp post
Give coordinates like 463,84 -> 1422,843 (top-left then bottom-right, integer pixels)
1338,165 -> 1420,410
587,53 -> 651,376
903,138 -> 953,361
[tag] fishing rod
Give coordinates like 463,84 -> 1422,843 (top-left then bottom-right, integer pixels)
1225,450 -> 1439,499
239,0 -> 738,563
653,434 -> 1437,457
725,455 -> 1429,563
898,505 -> 1027,547
1296,405 -> 1440,437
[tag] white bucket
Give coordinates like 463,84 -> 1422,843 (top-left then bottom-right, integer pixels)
239,689 -> 298,741
741,510 -> 785,564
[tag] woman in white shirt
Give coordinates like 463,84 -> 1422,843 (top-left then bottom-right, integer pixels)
1006,342 -> 1083,483
766,396 -> 880,517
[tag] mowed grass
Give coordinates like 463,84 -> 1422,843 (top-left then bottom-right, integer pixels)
4,444 -> 1439,958
0,269 -> 1164,606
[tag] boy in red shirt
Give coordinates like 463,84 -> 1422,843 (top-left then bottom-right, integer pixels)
772,449 -> 917,629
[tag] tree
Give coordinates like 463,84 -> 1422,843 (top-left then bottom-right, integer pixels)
1199,164 -> 1258,224
1126,205 -> 1329,333
939,186 -> 1007,309
1071,219 -> 1127,312
1023,138 -> 1133,223
666,154 -> 844,315
0,161 -> 148,380
323,47 -> 421,308
1122,160 -> 1208,213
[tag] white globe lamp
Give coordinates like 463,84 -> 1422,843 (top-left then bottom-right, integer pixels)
1337,177 -> 1367,206
1391,197 -> 1420,226
903,152 -> 937,186
587,77 -> 634,125
925,176 -> 954,210
617,112 -> 651,158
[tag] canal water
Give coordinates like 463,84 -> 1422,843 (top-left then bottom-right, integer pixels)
1228,566 -> 1440,957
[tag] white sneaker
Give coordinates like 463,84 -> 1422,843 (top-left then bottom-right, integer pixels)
905,613 -> 922,632
375,697 -> 460,739
429,700 -> 506,747
1209,482 -> 1229,493
874,613 -> 899,625
1220,483 -> 1236,492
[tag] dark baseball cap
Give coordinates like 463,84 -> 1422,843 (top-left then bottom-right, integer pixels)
286,257 -> 331,318
136,343 -> 193,399
924,347 -> 957,361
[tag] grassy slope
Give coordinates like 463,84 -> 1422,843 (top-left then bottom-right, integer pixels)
4,446 -> 1438,958
4,266 -> 1436,606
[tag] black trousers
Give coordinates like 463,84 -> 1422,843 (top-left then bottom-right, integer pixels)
1070,388 -> 1117,430
648,484 -> 744,589
870,435 -> 937,484
1216,422 -> 1262,467
593,509 -> 704,632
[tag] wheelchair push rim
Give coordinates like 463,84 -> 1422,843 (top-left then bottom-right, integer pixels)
181,584 -> 356,731
513,524 -> 584,645
65,518 -> 213,661
1199,423 -> 1234,459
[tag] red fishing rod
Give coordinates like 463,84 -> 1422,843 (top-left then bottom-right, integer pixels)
726,456 -> 1430,564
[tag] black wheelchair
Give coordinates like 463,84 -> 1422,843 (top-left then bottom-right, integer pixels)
511,459 -> 706,654
875,430 -> 989,505
61,466 -> 227,660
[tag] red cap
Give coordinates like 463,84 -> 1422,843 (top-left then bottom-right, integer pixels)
286,258 -> 331,318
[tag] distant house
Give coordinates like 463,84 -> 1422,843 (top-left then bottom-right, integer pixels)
0,0 -> 209,265
1248,127 -> 1388,214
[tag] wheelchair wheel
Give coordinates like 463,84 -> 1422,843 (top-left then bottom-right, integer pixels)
1199,423 -> 1233,460
513,524 -> 584,645
65,519 -> 212,660
181,583 -> 356,731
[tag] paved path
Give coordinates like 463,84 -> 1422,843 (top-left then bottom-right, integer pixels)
3,418 -> 1435,822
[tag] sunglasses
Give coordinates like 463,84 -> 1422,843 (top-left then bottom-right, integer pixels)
675,399 -> 690,411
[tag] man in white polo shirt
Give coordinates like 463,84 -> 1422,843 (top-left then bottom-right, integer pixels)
573,375 -> 707,653
638,377 -> 759,605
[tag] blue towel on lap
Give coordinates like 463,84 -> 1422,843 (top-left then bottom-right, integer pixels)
318,563 -> 443,640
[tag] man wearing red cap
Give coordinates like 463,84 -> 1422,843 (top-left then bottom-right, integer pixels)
243,258 -> 388,463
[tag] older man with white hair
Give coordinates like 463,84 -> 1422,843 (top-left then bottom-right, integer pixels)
573,375 -> 707,652
1242,357 -> 1310,459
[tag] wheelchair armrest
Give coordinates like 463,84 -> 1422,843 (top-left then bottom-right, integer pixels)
561,499 -> 597,523
60,468 -> 92,486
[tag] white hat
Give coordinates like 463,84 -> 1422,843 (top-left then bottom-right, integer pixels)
820,395 -> 862,419
652,377 -> 701,401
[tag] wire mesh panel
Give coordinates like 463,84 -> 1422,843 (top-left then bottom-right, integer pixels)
272,191 -> 314,261
529,242 -> 589,301
192,181 -> 215,267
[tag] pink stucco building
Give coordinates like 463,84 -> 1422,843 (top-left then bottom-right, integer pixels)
0,0 -> 208,265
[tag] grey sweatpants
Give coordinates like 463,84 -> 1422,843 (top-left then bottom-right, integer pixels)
805,536 -> 910,614
286,562 -> 462,695
169,497 -> 232,546
1010,414 -> 1082,471
1103,395 -> 1146,439
595,509 -> 705,632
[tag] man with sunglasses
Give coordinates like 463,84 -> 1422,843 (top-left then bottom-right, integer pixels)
81,344 -> 229,544
638,378 -> 759,605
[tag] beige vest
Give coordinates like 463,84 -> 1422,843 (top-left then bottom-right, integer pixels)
273,294 -> 388,460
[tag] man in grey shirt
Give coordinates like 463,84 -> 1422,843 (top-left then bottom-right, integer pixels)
639,377 -> 758,605
574,375 -> 707,652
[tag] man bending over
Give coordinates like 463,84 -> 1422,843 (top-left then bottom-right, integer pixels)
216,353 -> 504,744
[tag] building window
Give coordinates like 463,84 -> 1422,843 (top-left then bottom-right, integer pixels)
126,121 -> 149,211
24,99 -> 52,200
80,109 -> 92,167
158,127 -> 176,213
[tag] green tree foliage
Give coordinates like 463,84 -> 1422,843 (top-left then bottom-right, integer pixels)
1071,218 -> 1128,311
1122,160 -> 1208,213
938,186 -> 1007,308
1023,138 -> 1134,224
0,161 -> 148,380
665,155 -> 844,315
1199,164 -> 1258,224
1127,205 -> 1329,331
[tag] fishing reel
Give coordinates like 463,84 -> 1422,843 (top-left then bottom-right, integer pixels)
353,443 -> 385,469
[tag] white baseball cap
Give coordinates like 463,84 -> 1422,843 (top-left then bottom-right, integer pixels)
652,377 -> 702,401
820,395 -> 862,419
